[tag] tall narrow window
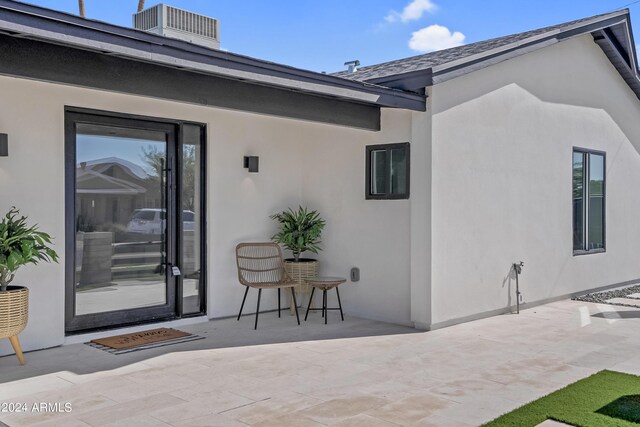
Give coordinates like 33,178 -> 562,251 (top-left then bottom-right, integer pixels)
181,124 -> 205,315
366,143 -> 410,199
573,149 -> 605,254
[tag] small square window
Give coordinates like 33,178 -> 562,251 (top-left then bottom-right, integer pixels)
366,143 -> 410,200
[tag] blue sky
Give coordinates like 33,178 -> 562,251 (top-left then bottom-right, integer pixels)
25,0 -> 640,73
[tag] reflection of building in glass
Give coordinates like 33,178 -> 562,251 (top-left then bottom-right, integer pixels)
76,157 -> 162,229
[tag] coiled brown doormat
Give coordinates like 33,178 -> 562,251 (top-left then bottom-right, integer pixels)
87,328 -> 204,354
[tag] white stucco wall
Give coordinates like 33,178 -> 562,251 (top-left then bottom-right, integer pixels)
0,75 -> 415,355
6,28 -> 635,355
301,109 -> 414,325
430,34 -> 640,326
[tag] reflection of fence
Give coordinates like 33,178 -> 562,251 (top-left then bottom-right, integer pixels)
112,240 -> 163,281
183,232 -> 196,275
76,232 -> 196,287
76,232 -> 162,287
77,232 -> 113,287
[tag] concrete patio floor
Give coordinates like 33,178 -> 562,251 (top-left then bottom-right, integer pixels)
1,300 -> 640,426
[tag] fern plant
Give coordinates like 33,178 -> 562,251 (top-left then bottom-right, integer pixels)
0,208 -> 59,292
270,206 -> 325,262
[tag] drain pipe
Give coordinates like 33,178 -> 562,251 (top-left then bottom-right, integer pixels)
513,261 -> 524,314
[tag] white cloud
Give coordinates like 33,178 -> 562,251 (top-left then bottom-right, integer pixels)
408,24 -> 465,52
385,0 -> 437,23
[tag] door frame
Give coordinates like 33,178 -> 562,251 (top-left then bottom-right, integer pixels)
64,107 -> 207,333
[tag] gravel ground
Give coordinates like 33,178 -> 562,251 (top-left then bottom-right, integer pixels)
573,284 -> 640,308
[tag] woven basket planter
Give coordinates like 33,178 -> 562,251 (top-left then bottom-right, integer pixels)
0,286 -> 29,339
284,259 -> 318,312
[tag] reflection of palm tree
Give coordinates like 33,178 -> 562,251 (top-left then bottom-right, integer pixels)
141,146 -> 165,180
182,146 -> 196,211
141,146 -> 197,211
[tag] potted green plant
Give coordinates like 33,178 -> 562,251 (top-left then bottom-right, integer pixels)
271,206 -> 325,311
0,207 -> 58,365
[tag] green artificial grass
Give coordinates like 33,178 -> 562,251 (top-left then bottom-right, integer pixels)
483,370 -> 640,427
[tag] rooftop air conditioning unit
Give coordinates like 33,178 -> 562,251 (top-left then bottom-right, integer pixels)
133,4 -> 220,50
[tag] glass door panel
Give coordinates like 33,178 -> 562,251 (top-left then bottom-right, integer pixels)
66,112 -> 179,333
75,124 -> 169,315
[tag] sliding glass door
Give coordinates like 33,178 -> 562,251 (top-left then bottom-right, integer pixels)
65,109 -> 205,333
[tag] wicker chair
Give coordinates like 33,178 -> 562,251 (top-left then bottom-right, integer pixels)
235,243 -> 300,329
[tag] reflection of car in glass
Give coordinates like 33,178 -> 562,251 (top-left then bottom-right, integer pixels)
127,209 -> 195,234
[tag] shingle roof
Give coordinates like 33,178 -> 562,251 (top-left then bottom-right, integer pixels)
332,11 -> 628,82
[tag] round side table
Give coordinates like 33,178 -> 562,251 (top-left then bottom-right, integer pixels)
304,277 -> 347,324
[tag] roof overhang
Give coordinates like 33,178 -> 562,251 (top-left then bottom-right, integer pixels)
592,20 -> 640,98
0,0 -> 426,131
363,11 -> 640,101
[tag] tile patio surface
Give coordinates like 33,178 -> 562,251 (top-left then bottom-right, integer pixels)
2,300 -> 640,426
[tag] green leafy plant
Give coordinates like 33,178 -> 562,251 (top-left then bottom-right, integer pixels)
270,206 -> 326,262
0,208 -> 59,292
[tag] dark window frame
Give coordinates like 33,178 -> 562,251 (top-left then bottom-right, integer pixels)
572,147 -> 606,256
365,142 -> 410,200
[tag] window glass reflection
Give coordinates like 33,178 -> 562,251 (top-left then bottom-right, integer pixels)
371,150 -> 387,195
181,124 -> 203,314
391,148 -> 407,195
588,153 -> 605,250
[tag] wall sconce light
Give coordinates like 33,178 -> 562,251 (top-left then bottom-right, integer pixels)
0,134 -> 7,157
243,156 -> 259,173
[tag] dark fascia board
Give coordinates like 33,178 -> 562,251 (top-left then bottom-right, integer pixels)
0,0 -> 425,111
0,34 -> 382,131
363,12 -> 635,92
593,29 -> 640,99
602,27 -> 631,66
366,69 -> 433,93
626,12 -> 640,72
